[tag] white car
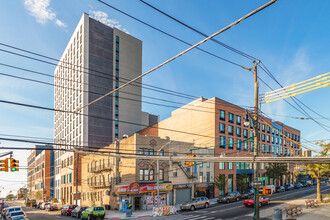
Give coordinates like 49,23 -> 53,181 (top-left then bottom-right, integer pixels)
6,211 -> 26,219
265,185 -> 276,193
4,206 -> 22,219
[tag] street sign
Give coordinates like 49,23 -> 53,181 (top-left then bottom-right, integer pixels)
251,181 -> 262,187
258,177 -> 268,181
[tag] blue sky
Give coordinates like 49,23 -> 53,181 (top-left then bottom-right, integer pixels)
0,0 -> 329,196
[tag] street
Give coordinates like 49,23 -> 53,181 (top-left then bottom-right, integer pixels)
5,184 -> 330,220
146,184 -> 330,220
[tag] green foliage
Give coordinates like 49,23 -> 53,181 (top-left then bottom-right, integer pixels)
6,194 -> 14,199
302,142 -> 330,202
214,174 -> 228,196
236,172 -> 250,193
265,163 -> 288,181
34,191 -> 42,200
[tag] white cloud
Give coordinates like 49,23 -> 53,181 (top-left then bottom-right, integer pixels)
24,0 -> 66,27
89,10 -> 129,34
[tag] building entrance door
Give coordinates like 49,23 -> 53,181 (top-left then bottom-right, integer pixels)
134,197 -> 141,210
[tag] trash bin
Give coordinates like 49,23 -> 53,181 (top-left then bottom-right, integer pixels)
126,208 -> 132,217
273,208 -> 282,220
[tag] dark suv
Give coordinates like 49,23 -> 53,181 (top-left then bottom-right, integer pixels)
218,191 -> 241,203
61,205 -> 77,216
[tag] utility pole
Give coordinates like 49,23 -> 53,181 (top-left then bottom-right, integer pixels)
253,61 -> 260,220
156,159 -> 160,208
75,152 -> 79,205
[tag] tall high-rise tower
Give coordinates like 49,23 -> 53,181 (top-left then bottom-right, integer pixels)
53,13 -> 156,204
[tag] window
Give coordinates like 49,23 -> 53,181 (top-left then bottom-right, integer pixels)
267,135 -> 270,143
139,170 -> 143,181
149,169 -> 154,181
262,124 -> 265,132
272,136 -> 274,144
228,138 -> 234,149
236,116 -> 241,125
219,123 -> 225,133
220,110 -> 225,121
236,139 -> 242,150
250,131 -> 253,138
159,150 -> 164,156
207,162 -> 210,168
243,141 -> 248,151
228,113 -> 234,123
159,169 -> 164,181
206,172 -> 210,183
243,129 -> 248,138
116,36 -> 119,43
261,134 -> 265,142
267,126 -> 271,133
199,172 -> 203,183
219,162 -> 225,170
219,136 -> 226,148
228,125 -> 234,135
236,127 -> 241,137
200,162 -> 203,167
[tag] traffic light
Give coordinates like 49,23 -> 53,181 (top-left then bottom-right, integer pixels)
261,187 -> 272,196
185,154 -> 196,166
0,158 -> 9,172
10,158 -> 19,172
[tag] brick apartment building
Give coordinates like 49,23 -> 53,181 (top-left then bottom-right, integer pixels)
80,134 -> 213,210
140,97 -> 302,196
27,145 -> 54,201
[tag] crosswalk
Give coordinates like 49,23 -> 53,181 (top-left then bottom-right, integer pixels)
141,214 -> 217,220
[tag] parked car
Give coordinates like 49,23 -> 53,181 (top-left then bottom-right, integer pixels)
217,191 -> 241,204
180,197 -> 210,211
294,183 -> 303,189
3,206 -> 23,219
285,184 -> 294,191
276,186 -> 285,193
244,196 -> 270,207
40,202 -> 51,210
241,189 -> 254,199
45,203 -> 57,211
6,211 -> 26,219
61,205 -> 77,216
11,216 -> 28,220
35,202 -> 42,209
81,206 -> 105,219
71,206 -> 87,218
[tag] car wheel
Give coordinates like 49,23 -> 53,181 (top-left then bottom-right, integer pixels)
190,206 -> 195,211
226,199 -> 230,204
267,201 -> 270,205
204,203 -> 209,208
88,215 -> 91,220
80,215 -> 83,220
236,197 -> 240,202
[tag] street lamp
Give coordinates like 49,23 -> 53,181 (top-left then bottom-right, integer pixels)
243,113 -> 250,127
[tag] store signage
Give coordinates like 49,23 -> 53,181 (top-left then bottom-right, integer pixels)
173,184 -> 192,189
115,183 -> 172,194
139,183 -> 172,193
129,183 -> 139,194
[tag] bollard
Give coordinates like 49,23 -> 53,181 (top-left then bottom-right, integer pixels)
273,208 -> 282,220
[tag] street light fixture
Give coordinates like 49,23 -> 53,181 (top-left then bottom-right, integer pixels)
243,112 -> 250,127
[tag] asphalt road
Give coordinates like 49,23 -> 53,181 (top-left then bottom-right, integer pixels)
3,184 -> 330,220
147,183 -> 330,220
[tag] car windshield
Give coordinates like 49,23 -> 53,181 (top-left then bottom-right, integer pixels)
229,192 -> 236,196
94,207 -> 104,211
69,206 -> 77,209
11,212 -> 24,216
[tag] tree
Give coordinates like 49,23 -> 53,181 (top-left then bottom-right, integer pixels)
34,191 -> 42,200
302,142 -> 330,202
265,163 -> 288,184
214,174 -> 228,196
236,172 -> 250,193
6,194 -> 14,200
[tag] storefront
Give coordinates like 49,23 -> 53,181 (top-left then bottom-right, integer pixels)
114,182 -> 172,211
194,183 -> 214,199
173,184 -> 192,205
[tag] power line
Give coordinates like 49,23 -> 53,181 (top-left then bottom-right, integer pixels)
82,0 -> 279,111
259,63 -> 330,132
138,0 -> 257,61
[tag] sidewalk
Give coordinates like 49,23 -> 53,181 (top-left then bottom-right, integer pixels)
104,209 -> 152,219
245,193 -> 330,220
105,198 -> 218,219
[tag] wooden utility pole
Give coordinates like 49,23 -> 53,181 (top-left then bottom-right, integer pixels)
253,61 -> 260,220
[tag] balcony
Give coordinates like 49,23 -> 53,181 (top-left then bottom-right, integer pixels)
88,181 -> 111,189
90,165 -> 111,173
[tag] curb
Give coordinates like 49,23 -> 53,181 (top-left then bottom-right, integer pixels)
107,214 -> 152,219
